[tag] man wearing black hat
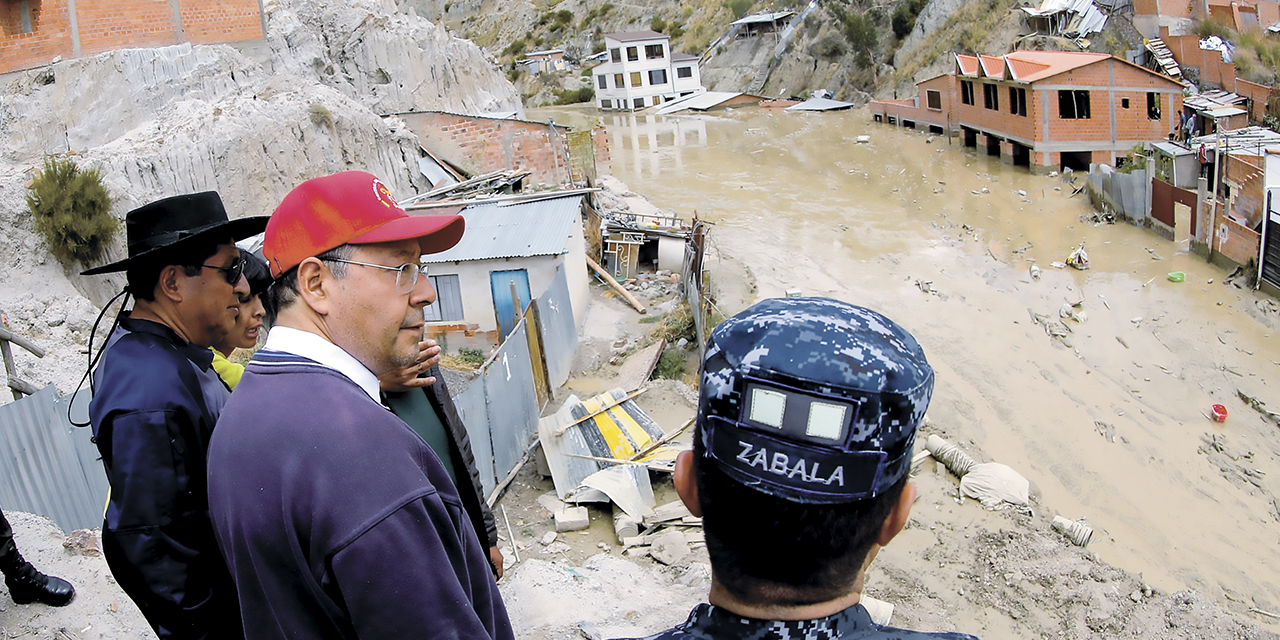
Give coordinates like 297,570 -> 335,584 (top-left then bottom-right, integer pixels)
626,297 -> 979,640
83,192 -> 267,640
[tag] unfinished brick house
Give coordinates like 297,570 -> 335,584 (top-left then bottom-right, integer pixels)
869,51 -> 1186,171
0,0 -> 265,75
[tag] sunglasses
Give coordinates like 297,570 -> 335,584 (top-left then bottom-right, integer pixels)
202,256 -> 245,285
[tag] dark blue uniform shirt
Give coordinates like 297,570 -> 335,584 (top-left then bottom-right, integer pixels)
89,315 -> 242,640
620,603 -> 980,640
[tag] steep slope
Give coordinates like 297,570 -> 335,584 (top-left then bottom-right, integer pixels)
0,0 -> 520,399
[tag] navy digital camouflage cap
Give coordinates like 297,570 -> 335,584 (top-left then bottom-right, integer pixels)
697,297 -> 934,504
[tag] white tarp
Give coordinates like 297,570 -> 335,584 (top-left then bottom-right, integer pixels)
1199,35 -> 1235,62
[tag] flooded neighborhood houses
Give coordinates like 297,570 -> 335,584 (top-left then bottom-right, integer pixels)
1,0 -> 1280,638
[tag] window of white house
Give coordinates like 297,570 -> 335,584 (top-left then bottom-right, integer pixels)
633,97 -> 644,108
630,71 -> 643,87
610,48 -> 621,63
648,69 -> 668,85
645,44 -> 664,59
676,66 -> 693,78
600,99 -> 612,109
626,46 -> 639,61
597,75 -> 607,89
614,73 -> 624,87
424,275 -> 463,322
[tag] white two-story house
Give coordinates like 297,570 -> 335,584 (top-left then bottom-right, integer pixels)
593,31 -> 704,111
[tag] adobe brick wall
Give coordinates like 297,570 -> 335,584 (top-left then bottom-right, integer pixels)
1214,208 -> 1260,265
399,111 -> 577,187
0,0 -> 262,75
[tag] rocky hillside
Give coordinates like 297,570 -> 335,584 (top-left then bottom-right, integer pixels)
0,0 -> 520,400
404,0 -> 1147,104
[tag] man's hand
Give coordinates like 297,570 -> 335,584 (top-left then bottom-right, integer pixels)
489,546 -> 504,581
378,339 -> 443,393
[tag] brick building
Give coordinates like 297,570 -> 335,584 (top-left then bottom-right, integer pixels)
394,111 -> 611,188
0,0 -> 264,75
870,51 -> 1185,171
592,30 -> 703,111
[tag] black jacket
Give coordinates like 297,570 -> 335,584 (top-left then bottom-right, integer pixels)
89,316 -> 242,640
414,365 -> 498,548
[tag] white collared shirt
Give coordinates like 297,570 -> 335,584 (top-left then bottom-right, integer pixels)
262,326 -> 382,404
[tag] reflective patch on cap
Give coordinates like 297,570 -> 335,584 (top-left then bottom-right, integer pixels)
806,402 -> 846,440
748,388 -> 786,428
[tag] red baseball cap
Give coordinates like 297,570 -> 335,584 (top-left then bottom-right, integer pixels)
263,171 -> 465,278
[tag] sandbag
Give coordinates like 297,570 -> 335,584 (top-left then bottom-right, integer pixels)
959,462 -> 1029,511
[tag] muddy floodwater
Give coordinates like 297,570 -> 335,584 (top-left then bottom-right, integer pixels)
533,105 -> 1280,630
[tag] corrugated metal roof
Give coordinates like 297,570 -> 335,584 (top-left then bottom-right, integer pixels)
425,195 -> 582,263
656,91 -> 741,114
605,30 -> 665,42
786,97 -> 856,111
671,52 -> 698,62
731,10 -> 796,25
1151,141 -> 1193,157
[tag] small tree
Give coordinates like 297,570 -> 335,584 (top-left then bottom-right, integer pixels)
27,156 -> 116,265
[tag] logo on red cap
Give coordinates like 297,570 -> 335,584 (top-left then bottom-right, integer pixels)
373,179 -> 398,210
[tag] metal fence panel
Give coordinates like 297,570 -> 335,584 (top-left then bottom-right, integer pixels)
481,320 -> 541,485
0,385 -> 107,533
535,269 -> 577,388
452,382 -> 495,496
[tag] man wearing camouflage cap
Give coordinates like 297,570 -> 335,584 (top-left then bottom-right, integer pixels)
627,297 -> 979,640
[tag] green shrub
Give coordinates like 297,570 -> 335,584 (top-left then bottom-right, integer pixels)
668,23 -> 685,39
27,156 -> 116,265
458,347 -> 486,364
726,0 -> 752,19
502,38 -> 527,57
554,86 -> 595,104
308,103 -> 334,128
653,347 -> 685,380
651,16 -> 668,33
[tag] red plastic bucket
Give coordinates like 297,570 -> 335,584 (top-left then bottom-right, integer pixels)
1211,404 -> 1228,422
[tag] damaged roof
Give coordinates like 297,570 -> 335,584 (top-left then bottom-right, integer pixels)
424,194 -> 583,263
605,30 -> 666,42
730,10 -> 796,25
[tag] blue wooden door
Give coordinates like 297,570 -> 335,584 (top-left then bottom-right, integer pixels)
490,269 -> 531,339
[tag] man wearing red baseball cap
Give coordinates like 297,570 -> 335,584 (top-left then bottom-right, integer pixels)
207,171 -> 513,639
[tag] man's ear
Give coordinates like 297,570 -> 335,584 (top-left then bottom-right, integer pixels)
674,449 -> 702,517
875,481 -> 916,545
156,265 -> 184,304
295,258 -> 332,315
876,480 -> 917,547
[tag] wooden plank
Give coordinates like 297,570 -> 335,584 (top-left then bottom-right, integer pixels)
613,340 -> 665,392
0,327 -> 44,358
586,255 -> 646,314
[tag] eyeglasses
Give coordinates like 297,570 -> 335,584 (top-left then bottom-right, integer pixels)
202,256 -> 245,285
323,258 -> 429,294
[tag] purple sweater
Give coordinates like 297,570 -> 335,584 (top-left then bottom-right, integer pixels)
207,350 -> 513,640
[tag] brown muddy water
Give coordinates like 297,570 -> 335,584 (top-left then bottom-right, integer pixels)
533,105 -> 1280,628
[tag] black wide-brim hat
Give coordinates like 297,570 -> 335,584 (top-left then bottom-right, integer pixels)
81,191 -> 269,275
